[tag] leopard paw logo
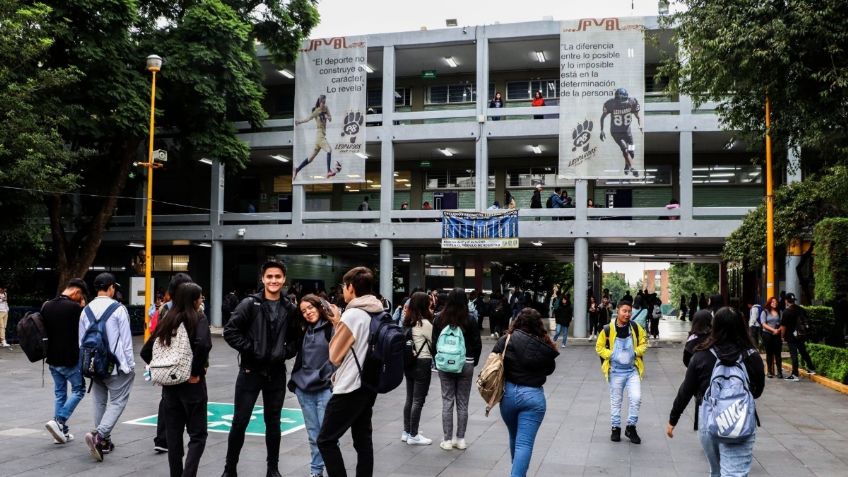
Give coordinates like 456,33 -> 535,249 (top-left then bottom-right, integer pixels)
341,111 -> 364,143
572,120 -> 593,152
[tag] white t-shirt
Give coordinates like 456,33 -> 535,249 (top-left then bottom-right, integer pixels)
0,292 -> 8,312
332,307 -> 372,394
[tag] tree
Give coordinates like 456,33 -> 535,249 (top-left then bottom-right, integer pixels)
37,0 -> 319,287
602,272 -> 629,303
668,263 -> 719,309
660,0 -> 848,170
0,1 -> 79,287
496,261 -> 574,301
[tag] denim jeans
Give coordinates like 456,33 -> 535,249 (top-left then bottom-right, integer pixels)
552,325 -> 568,346
608,368 -> 640,427
296,387 -> 332,475
404,358 -> 432,436
698,427 -> 756,477
499,382 -> 546,477
50,365 -> 86,424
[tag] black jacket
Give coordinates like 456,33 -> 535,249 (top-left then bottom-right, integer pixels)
42,295 -> 83,367
223,293 -> 299,374
530,191 -> 542,208
432,313 -> 483,366
682,333 -> 708,368
141,315 -> 212,380
669,342 -> 765,427
492,330 -> 558,387
554,300 -> 573,326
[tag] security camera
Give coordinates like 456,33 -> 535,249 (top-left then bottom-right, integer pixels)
237,228 -> 246,237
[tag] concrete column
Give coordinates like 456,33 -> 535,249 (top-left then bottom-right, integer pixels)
380,46 -> 396,223
380,239 -> 393,300
476,136 -> 489,210
495,168 -> 506,208
410,171 -> 424,209
210,240 -> 224,327
210,159 -> 225,226
292,185 -> 304,226
453,258 -> 465,289
134,186 -> 144,227
785,239 -> 803,299
573,237 -> 589,338
475,32 -> 489,210
679,131 -> 694,220
575,179 -> 588,221
409,254 -> 425,291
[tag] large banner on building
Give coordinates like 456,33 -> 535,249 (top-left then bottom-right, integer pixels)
293,37 -> 367,184
441,210 -> 519,249
559,18 -> 645,179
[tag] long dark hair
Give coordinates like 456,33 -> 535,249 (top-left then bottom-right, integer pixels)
508,307 -> 556,350
440,288 -> 469,329
155,282 -> 202,346
696,307 -> 754,351
298,294 -> 329,331
403,291 -> 431,328
689,309 -> 712,337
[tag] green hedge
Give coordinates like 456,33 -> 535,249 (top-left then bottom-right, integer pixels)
807,343 -> 848,384
805,306 -> 835,343
813,218 -> 848,302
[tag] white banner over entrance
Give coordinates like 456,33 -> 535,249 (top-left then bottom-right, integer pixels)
293,37 -> 367,184
559,18 -> 645,179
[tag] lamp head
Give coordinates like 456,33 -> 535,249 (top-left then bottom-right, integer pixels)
146,55 -> 163,72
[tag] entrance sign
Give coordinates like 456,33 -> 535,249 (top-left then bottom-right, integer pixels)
441,210 -> 519,249
125,402 -> 305,437
559,18 -> 645,179
293,37 -> 367,184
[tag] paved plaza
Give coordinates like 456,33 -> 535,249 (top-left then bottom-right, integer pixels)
0,324 -> 846,476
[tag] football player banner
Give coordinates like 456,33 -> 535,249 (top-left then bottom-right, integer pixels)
558,18 -> 645,179
441,210 -> 519,249
293,36 -> 367,184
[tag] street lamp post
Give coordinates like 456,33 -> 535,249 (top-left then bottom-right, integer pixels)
143,55 -> 163,341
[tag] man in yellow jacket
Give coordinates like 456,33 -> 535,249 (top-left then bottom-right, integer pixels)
596,299 -> 648,444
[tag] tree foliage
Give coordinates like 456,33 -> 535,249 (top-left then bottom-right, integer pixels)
661,0 -> 848,169
668,263 -> 719,309
813,218 -> 848,302
602,272 -> 629,303
497,262 -> 574,299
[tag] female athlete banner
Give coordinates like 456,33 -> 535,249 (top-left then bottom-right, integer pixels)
559,18 -> 645,179
293,36 -> 367,184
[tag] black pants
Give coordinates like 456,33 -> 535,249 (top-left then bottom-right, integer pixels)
318,387 -> 378,477
162,384 -> 208,477
649,317 -> 660,338
403,358 -> 432,436
762,332 -> 783,376
589,313 -> 599,335
155,396 -> 168,447
225,369 -> 286,470
788,337 -> 815,376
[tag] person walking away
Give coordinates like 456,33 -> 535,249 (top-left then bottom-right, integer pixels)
630,295 -> 649,331
760,297 -> 783,379
317,267 -> 382,477
493,308 -> 558,477
596,299 -> 648,444
489,91 -> 504,120
679,295 -> 688,321
432,288 -> 482,451
43,278 -> 88,444
552,294 -> 573,348
401,292 -> 435,446
780,293 -> 816,381
747,301 -> 764,350
491,295 -> 510,338
290,294 -> 338,477
0,286 -> 9,347
530,184 -> 543,210
141,283 -> 212,477
222,261 -> 298,477
683,310 -> 712,368
588,295 -> 600,339
689,293 -> 698,321
80,273 -> 135,461
666,307 -> 765,477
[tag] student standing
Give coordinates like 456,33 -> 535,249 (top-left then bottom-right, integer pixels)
0,286 -> 8,347
432,288 -> 482,451
290,294 -> 337,477
760,297 -> 783,379
493,308 -> 558,477
317,267 -> 382,477
595,299 -> 648,444
666,307 -> 765,477
780,293 -> 816,381
222,261 -> 298,477
141,283 -> 212,477
552,294 -> 572,348
402,291 -> 435,446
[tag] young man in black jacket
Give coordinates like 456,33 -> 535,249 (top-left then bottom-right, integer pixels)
780,293 -> 816,381
222,261 -> 299,477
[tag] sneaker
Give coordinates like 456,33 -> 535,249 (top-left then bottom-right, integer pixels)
64,433 -> 75,443
453,438 -> 467,450
101,438 -> 115,454
624,425 -> 641,444
401,431 -> 410,442
610,427 -> 621,442
784,375 -> 800,382
0,340 -> 9,347
85,431 -> 104,462
439,440 -> 453,451
46,419 -> 66,444
154,444 -> 168,453
807,369 -> 817,376
767,374 -> 774,379
777,373 -> 784,379
407,434 -> 432,445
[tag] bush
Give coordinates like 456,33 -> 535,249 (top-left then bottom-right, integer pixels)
805,305 -> 835,343
813,218 -> 848,302
807,343 -> 848,384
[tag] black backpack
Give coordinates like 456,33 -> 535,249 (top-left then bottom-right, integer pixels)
351,311 -> 406,393
545,195 -> 554,208
403,326 -> 431,370
17,307 -> 48,362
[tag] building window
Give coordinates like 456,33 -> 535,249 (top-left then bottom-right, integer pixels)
596,166 -> 674,186
153,255 -> 190,272
426,83 -> 476,104
506,79 -> 559,100
692,165 -> 762,185
506,168 -> 575,188
425,170 -> 494,190
395,87 -> 412,107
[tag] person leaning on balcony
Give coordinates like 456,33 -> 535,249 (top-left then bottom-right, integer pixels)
531,91 -> 545,119
489,91 -> 504,120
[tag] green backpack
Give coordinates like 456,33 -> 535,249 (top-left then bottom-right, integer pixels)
435,325 -> 466,373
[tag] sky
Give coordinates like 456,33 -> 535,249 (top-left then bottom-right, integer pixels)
604,261 -> 670,286
311,0 -> 666,38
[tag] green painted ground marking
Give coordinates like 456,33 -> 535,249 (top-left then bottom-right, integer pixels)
125,402 -> 305,436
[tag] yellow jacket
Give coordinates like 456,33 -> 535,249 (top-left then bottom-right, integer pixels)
595,321 -> 648,380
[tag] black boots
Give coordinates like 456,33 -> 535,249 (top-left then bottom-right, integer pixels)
610,426 -> 621,442
625,425 -> 641,444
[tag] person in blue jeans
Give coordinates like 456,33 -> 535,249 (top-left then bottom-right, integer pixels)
596,299 -> 648,444
492,308 -> 558,477
290,294 -> 338,477
552,293 -> 572,348
667,307 -> 765,477
41,278 -> 89,444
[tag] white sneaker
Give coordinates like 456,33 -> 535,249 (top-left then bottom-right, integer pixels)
401,431 -> 409,442
62,433 -> 74,443
453,438 -> 467,450
439,440 -> 453,451
46,420 -> 66,444
0,340 -> 9,348
407,434 -> 432,445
